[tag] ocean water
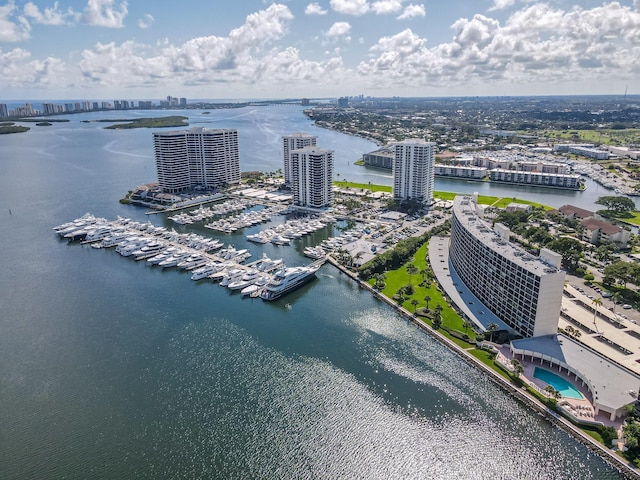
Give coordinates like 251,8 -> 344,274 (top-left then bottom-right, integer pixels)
0,105 -> 623,478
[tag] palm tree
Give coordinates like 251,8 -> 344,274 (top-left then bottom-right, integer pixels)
511,358 -> 524,378
612,291 -> 622,316
434,304 -> 443,314
410,298 -> 419,312
424,295 -> 431,310
419,268 -> 428,284
592,297 -> 603,332
432,311 -> 442,330
564,325 -> 575,337
487,323 -> 499,343
406,263 -> 418,284
463,319 -> 475,334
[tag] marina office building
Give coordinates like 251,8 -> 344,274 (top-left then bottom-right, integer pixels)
392,139 -> 436,203
153,128 -> 240,193
449,195 -> 565,338
282,133 -> 317,186
290,147 -> 334,210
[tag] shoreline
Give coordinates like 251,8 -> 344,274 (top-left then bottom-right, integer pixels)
324,254 -> 639,479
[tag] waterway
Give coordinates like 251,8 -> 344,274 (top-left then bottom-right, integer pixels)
0,105 -> 625,478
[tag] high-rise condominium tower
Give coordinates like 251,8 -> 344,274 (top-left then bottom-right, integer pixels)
282,133 -> 317,186
153,128 -> 240,193
392,139 -> 436,203
290,147 -> 334,209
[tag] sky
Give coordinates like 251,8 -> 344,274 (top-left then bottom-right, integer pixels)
1,0 -> 640,100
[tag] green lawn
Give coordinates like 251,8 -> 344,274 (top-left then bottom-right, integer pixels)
607,210 -> 640,227
334,183 -> 552,210
375,242 -> 469,335
543,128 -> 640,146
334,181 -> 391,193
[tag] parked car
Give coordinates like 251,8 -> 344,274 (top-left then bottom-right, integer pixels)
623,304 -> 633,310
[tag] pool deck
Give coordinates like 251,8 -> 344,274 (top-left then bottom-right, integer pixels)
497,346 -> 622,430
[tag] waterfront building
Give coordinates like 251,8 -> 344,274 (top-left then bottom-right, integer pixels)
11,103 -> 39,116
434,165 -> 487,179
392,139 -> 436,203
363,147 -> 394,169
153,127 -> 240,193
290,146 -> 333,210
511,334 -> 640,421
489,169 -> 581,189
0,103 -> 7,118
282,133 -> 317,186
449,195 -> 565,338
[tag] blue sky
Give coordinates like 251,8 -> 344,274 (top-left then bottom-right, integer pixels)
1,0 -> 640,100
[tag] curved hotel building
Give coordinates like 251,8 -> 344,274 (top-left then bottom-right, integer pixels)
449,195 -> 565,338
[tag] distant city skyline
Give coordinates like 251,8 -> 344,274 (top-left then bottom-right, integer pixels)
1,0 -> 640,100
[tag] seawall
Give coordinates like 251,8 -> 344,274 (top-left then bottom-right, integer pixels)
324,254 -> 639,479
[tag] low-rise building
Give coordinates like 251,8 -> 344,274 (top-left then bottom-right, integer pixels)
581,218 -> 630,248
362,148 -> 394,168
489,169 -> 581,189
558,204 -> 595,220
434,165 -> 487,179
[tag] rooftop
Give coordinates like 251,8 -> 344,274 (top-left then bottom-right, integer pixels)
453,196 -> 562,277
511,334 -> 640,413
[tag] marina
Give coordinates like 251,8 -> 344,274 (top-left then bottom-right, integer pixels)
57,213 -> 326,301
1,105 -> 626,479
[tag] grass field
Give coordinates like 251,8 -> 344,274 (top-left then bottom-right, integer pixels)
375,242 -> 472,337
542,128 -> 640,146
335,182 -> 552,209
333,181 -> 391,192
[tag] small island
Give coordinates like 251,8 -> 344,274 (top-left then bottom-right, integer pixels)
100,116 -> 189,130
0,122 -> 30,134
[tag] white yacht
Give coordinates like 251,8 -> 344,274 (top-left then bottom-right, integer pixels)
260,261 -> 323,301
227,270 -> 262,290
190,263 -> 219,281
304,246 -> 326,260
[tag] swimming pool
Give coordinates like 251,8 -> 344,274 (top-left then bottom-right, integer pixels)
533,367 -> 584,400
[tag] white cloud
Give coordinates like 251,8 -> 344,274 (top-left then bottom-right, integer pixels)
0,47 -> 65,87
330,0 -> 370,16
326,21 -> 351,37
83,0 -> 128,28
397,4 -> 425,20
488,0 -> 516,12
23,2 -> 78,25
357,2 -> 640,91
6,1 -> 640,97
305,3 -> 327,15
371,0 -> 404,15
137,13 -> 154,29
0,1 -> 30,42
78,4 -> 296,88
